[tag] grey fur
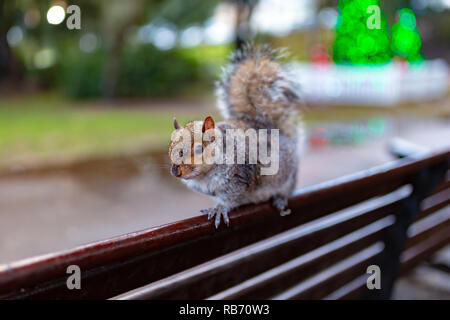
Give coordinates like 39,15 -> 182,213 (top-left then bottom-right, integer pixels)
179,44 -> 302,228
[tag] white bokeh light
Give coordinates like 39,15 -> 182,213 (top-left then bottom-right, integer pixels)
251,0 -> 315,36
47,6 -> 65,25
137,22 -> 177,50
79,33 -> 99,53
318,7 -> 338,29
152,27 -> 177,50
33,48 -> 56,69
6,26 -> 23,47
203,3 -> 234,45
180,26 -> 203,48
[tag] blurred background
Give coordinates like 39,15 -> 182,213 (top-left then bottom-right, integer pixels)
0,0 -> 449,298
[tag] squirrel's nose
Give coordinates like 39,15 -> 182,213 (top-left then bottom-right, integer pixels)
171,164 -> 181,177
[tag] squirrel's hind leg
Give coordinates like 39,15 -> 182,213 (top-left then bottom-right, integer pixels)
201,205 -> 230,228
272,195 -> 291,216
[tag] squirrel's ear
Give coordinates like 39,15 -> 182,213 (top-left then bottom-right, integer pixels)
202,116 -> 215,132
173,117 -> 181,130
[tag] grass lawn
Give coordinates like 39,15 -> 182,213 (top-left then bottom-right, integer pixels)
0,93 -> 448,170
0,93 -> 208,169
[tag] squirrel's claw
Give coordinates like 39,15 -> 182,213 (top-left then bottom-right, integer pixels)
272,196 -> 291,216
201,206 -> 230,228
221,211 -> 230,226
215,213 -> 221,229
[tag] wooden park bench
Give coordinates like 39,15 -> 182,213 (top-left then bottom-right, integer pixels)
0,144 -> 448,300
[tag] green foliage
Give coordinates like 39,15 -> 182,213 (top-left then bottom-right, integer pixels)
2,0 -> 221,99
333,0 -> 392,64
58,47 -> 106,99
391,8 -> 423,62
58,44 -> 228,99
116,45 -> 203,98
0,94 -> 207,168
152,0 -> 219,29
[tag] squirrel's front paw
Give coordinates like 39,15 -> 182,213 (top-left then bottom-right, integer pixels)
200,205 -> 230,228
272,196 -> 291,216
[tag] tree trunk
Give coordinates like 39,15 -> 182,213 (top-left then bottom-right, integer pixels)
103,31 -> 127,100
234,0 -> 256,50
102,0 -> 145,100
0,1 -> 23,88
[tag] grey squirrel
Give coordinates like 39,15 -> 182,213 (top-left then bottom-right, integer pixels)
168,44 -> 302,228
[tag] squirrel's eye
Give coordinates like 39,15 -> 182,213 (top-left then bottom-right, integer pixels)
194,145 -> 203,154
178,150 -> 184,158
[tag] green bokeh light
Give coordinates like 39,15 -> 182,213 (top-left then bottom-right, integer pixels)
399,9 -> 416,31
333,2 -> 424,64
368,118 -> 385,137
392,9 -> 423,62
333,0 -> 392,65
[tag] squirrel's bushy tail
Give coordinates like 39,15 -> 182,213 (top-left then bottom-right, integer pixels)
216,44 -> 301,137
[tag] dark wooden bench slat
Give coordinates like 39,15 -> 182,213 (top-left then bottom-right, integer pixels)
323,206 -> 450,300
207,217 -> 393,300
288,215 -> 450,301
429,171 -> 450,195
406,208 -> 450,249
416,188 -> 450,220
270,243 -> 383,300
401,225 -> 450,273
113,188 -> 408,300
323,275 -> 368,300
431,180 -> 450,195
209,207 -> 449,300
